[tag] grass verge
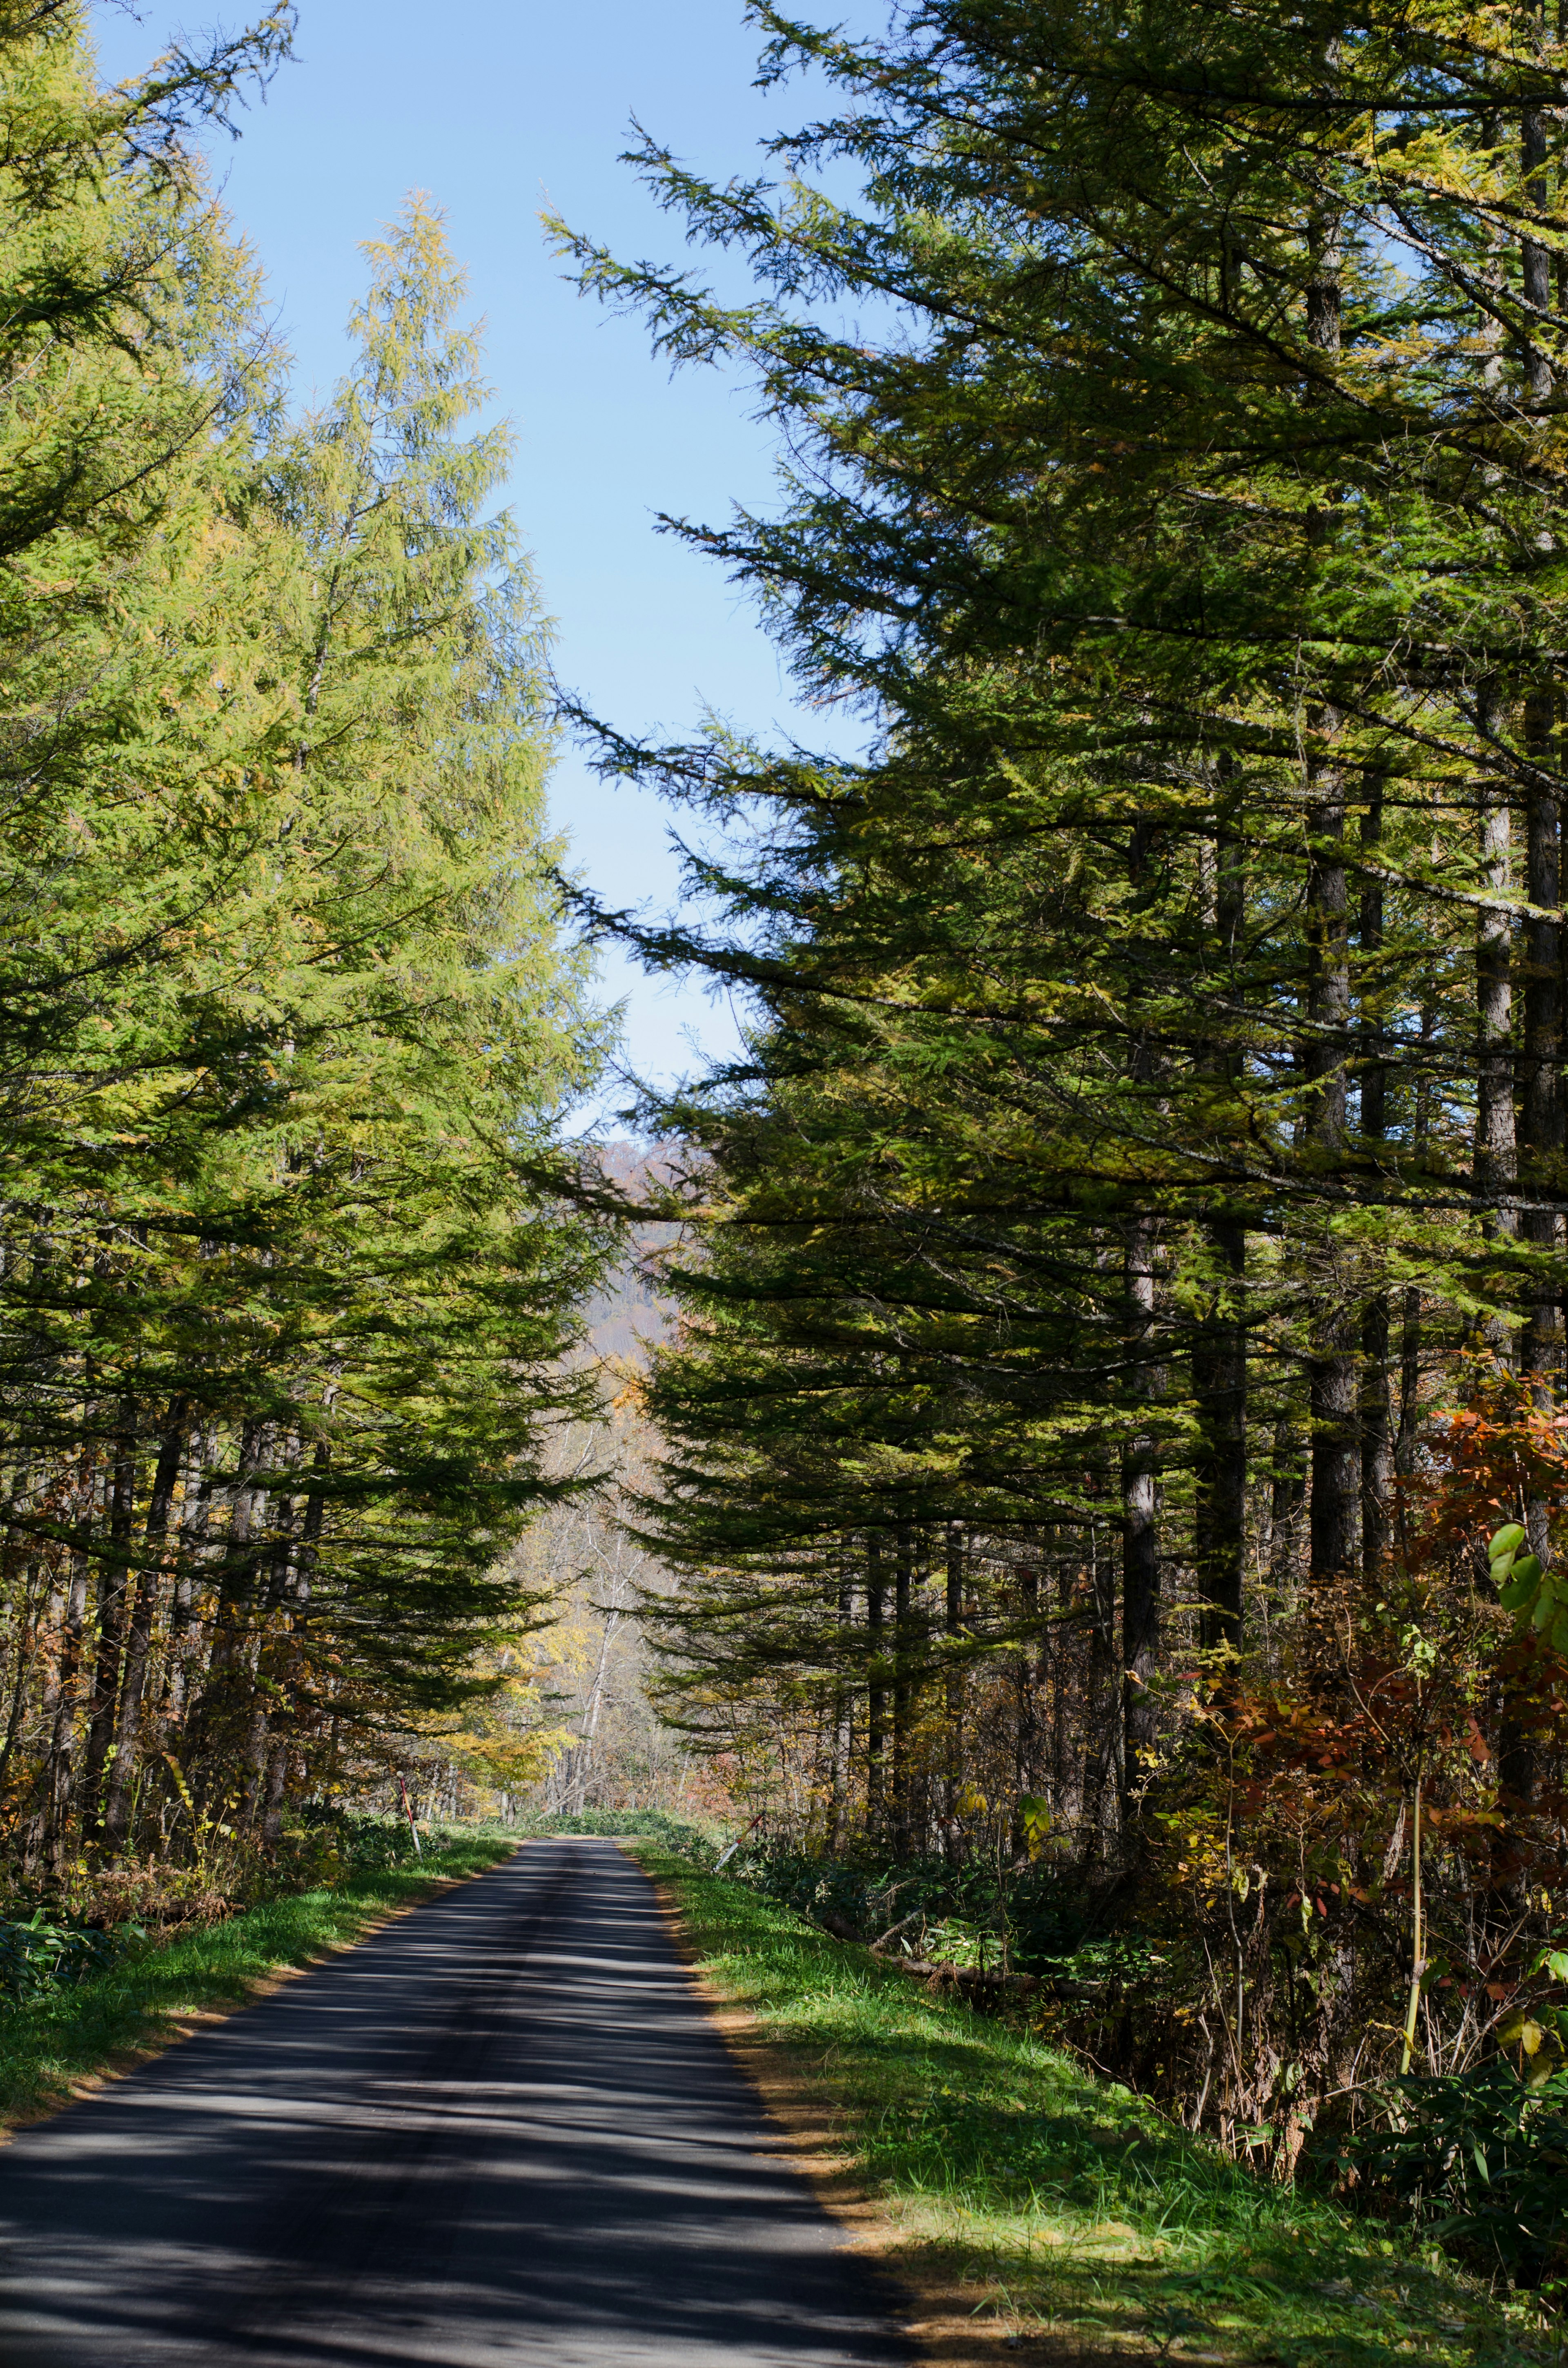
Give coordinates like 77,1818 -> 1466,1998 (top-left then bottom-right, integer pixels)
629,1842 -> 1559,2368
0,1827 -> 519,2130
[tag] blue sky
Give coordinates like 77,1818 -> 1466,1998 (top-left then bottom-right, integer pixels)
89,0 -> 875,1128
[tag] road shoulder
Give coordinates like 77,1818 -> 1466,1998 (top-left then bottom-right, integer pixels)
624,1841 -> 1546,2368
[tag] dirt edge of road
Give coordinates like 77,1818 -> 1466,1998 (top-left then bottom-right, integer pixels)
630,1847 -> 1147,2368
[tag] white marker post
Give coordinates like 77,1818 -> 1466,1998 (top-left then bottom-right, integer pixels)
397,1772 -> 423,1858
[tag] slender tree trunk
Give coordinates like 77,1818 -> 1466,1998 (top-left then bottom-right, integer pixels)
1476,682 -> 1518,1346
892,1524 -> 913,1853
1522,107 -> 1553,415
42,1430 -> 95,1869
1360,780 -> 1392,1578
830,1568 -> 853,1848
1521,689 -> 1561,1387
103,1399 -> 189,1851
164,1424 -> 214,1723
866,1534 -> 886,1826
1194,1220 -> 1247,1652
1306,749 -> 1358,1580
1014,1559 -> 1040,1842
944,1520 -> 963,1857
1302,187 -> 1359,1585
1194,786 -> 1248,1649
82,1420 -> 137,1840
1122,1216 -> 1160,1815
1396,1008 -> 1437,1477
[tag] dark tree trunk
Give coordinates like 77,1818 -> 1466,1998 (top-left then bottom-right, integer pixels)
1306,751 -> 1358,1581
1360,780 -> 1392,1578
103,1400 -> 189,1851
82,1422 -> 137,1840
1194,783 -> 1248,1650
866,1534 -> 886,1822
1520,689 -> 1561,1386
1475,682 -> 1517,1344
1121,1217 -> 1160,1813
943,1520 -> 963,1855
1194,1220 -> 1247,1652
891,1523 -> 913,1852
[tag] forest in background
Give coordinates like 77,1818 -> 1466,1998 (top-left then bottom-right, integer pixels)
0,3 -> 616,1915
552,0 -> 1568,2284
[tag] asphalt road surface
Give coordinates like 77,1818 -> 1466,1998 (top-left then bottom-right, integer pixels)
0,1837 -> 913,2368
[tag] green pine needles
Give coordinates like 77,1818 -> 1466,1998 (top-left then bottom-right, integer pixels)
557,0 -> 1568,2201
0,7 -> 614,1874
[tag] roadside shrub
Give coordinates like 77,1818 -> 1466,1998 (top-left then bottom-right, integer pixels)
513,1807 -> 720,1862
0,1909 -> 145,2007
727,1842 -> 1118,1971
1330,2063 -> 1568,2284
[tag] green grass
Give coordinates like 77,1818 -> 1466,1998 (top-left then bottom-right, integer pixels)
0,1827 -> 519,2127
630,1843 -> 1561,2368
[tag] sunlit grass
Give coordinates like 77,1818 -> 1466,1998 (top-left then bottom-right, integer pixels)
632,1844 -> 1555,2368
0,1827 -> 518,2127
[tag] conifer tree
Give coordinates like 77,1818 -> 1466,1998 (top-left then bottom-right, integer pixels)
0,12 -> 614,1869
558,0 -> 1568,1862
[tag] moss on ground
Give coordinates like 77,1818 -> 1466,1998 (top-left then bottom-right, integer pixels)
0,1827 -> 518,2128
630,1843 -> 1559,2368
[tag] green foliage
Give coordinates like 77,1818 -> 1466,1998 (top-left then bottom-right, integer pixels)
0,1910 -> 138,2008
550,9 -> 1568,2291
1492,1525 -> 1568,1657
1334,2066 -> 1568,2283
506,1806 -> 722,1857
728,1839 -> 1110,1968
0,10 -> 613,1876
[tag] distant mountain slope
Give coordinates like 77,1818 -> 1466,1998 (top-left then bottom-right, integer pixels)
583,1141 -> 680,1364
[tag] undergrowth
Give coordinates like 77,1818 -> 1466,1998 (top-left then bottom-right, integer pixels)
0,1823 -> 517,2127
507,1806 -> 721,1853
631,1842 -> 1562,2368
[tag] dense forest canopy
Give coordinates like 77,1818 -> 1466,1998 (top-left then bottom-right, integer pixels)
0,2 -> 614,1881
554,0 -> 1568,2243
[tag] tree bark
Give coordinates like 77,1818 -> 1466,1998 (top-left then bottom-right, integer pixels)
944,1519 -> 964,1855
1475,682 -> 1517,1342
1521,689 -> 1561,1385
1122,1216 -> 1160,1811
1194,1221 -> 1247,1652
891,1523 -> 913,1852
103,1400 -> 189,1851
1194,782 -> 1248,1649
1360,780 -> 1392,1578
82,1420 -> 136,1840
866,1533 -> 886,1823
1305,746 -> 1358,1580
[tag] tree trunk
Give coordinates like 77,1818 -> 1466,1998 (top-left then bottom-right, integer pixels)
866,1533 -> 886,1824
42,1436 -> 95,1869
1305,748 -> 1358,1580
1475,682 -> 1517,1343
1520,689 -> 1561,1385
82,1421 -> 137,1840
1360,780 -> 1392,1577
943,1519 -> 963,1855
1122,1216 -> 1160,1814
1194,783 -> 1248,1649
1194,1220 -> 1247,1652
891,1523 -> 913,1852
103,1400 -> 189,1851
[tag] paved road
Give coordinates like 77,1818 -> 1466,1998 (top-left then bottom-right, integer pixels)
0,1838 -> 913,2368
